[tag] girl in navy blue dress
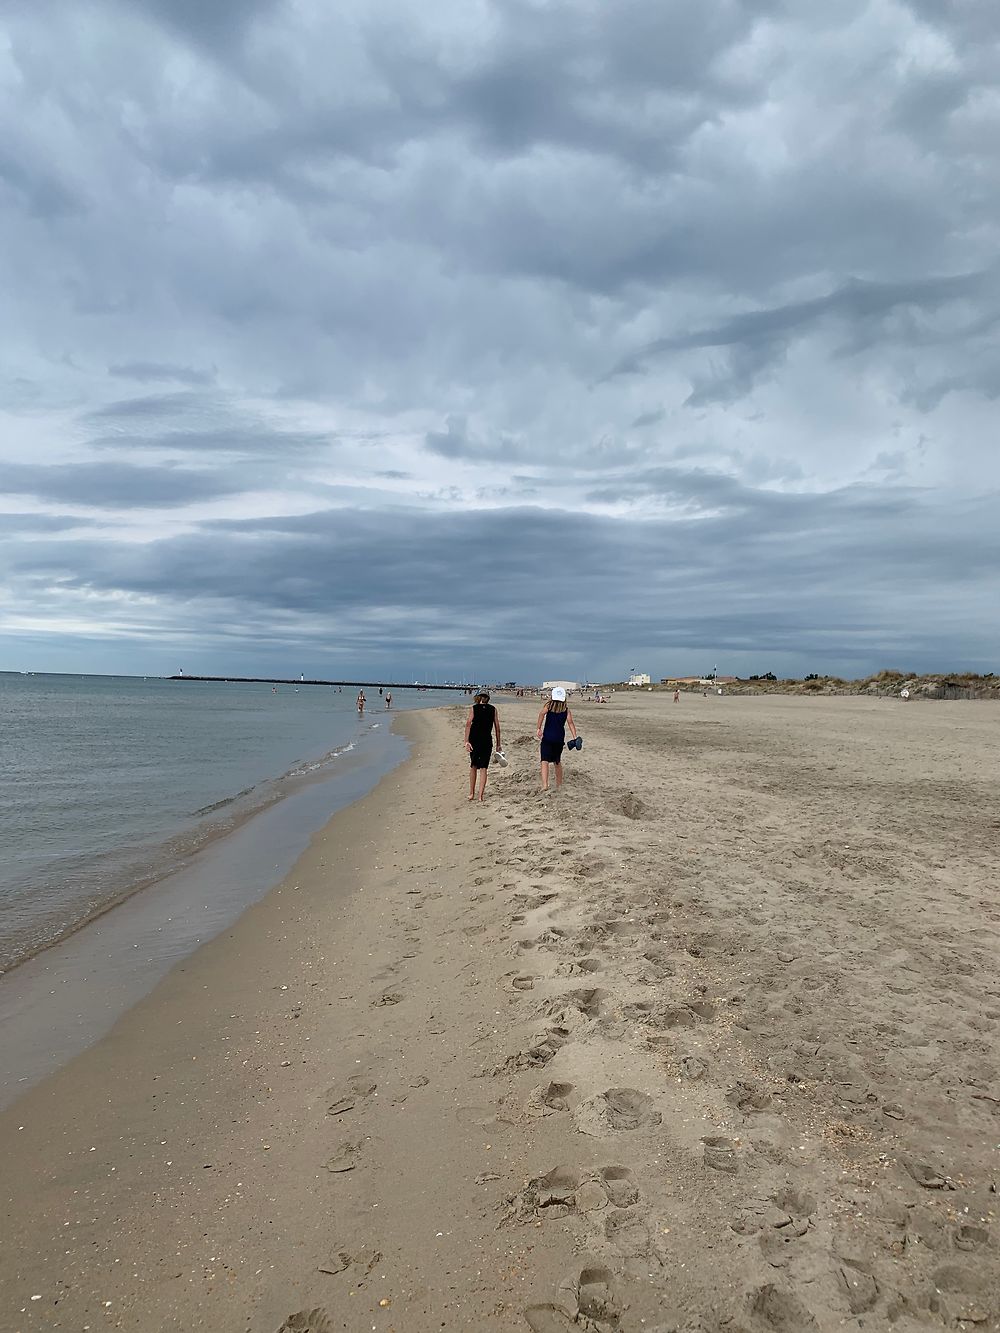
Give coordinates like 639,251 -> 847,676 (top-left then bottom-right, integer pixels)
536,687 -> 578,790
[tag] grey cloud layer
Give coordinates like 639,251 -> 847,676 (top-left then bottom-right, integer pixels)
6,485 -> 997,674
1,0 -> 998,675
1,461 -> 245,508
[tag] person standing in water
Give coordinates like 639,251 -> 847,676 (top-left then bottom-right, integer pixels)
536,687 -> 577,790
464,691 -> 501,802
385,691 -> 392,709
357,689 -> 366,715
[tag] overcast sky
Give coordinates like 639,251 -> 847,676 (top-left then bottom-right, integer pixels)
2,0 -> 998,683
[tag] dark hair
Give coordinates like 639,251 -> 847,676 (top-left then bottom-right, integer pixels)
546,699 -> 567,714
475,691 -> 490,704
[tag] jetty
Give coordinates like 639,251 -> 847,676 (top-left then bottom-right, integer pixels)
168,675 -> 474,691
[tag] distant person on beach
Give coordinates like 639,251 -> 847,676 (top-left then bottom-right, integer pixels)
357,689 -> 366,715
464,691 -> 501,802
385,692 -> 392,709
536,688 -> 578,791
673,689 -> 680,703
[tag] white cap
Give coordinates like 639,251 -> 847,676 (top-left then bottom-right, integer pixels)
551,687 -> 567,701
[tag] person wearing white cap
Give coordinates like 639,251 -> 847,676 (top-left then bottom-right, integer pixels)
535,687 -> 578,791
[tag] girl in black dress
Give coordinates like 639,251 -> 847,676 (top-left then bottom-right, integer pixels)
464,691 -> 501,802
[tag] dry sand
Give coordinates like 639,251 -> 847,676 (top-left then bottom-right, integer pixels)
2,693 -> 1000,1332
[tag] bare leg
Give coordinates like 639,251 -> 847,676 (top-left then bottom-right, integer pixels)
468,767 -> 477,800
477,768 -> 488,801
540,761 -> 550,790
554,761 -> 564,788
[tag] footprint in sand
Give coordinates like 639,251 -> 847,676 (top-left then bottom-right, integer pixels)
617,793 -> 648,821
277,1309 -> 332,1333
525,1081 -> 575,1117
954,1223 -> 990,1251
542,987 -> 604,1021
773,1187 -> 816,1219
555,956 -> 603,977
702,1135 -> 740,1174
748,1284 -> 819,1331
726,1081 -> 774,1113
598,1165 -> 639,1208
836,1259 -> 878,1314
455,1104 -> 496,1127
535,927 -> 569,947
324,1141 -> 362,1173
522,1265 -> 623,1330
325,1074 -> 377,1116
575,1088 -> 662,1136
640,945 -> 676,979
655,1006 -> 700,1030
512,1164 -> 639,1221
511,974 -> 536,991
576,1264 -> 622,1327
501,1024 -> 571,1073
902,1158 -> 952,1189
522,1304 -> 575,1332
679,1055 -> 710,1080
604,1208 -> 663,1265
929,1263 -> 994,1324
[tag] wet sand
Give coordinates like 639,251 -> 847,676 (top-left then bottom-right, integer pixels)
2,695 -> 999,1332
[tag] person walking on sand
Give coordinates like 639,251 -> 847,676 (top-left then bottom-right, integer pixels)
464,691 -> 501,802
357,689 -> 366,715
536,687 -> 577,791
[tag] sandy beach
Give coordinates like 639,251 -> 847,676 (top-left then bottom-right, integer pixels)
2,693 -> 1000,1332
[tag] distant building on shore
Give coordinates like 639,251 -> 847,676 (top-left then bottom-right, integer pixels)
628,672 -> 651,686
542,680 -> 580,695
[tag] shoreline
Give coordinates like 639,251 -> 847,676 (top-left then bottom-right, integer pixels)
0,711 -> 425,1107
3,694 -> 999,1331
0,737 -> 362,978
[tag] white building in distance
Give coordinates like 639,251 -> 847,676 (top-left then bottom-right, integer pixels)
542,680 -> 580,695
628,672 -> 651,686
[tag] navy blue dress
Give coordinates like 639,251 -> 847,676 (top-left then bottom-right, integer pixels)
540,708 -> 568,763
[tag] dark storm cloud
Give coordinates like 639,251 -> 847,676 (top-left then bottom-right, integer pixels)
630,409 -> 665,430
1,462 -> 245,509
86,427 -> 332,456
21,488 -> 999,613
424,417 -> 472,460
424,416 -> 527,463
85,393 -> 208,423
609,272 -> 989,380
125,0 -> 279,47
82,392 -> 334,456
0,514 -> 97,533
109,362 -> 216,387
0,146 -> 81,218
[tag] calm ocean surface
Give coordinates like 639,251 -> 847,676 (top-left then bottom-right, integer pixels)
0,673 -> 443,972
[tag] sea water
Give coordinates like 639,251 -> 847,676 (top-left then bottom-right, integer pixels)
0,673 -> 441,972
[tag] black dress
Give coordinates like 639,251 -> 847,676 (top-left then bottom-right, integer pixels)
468,703 -> 496,768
